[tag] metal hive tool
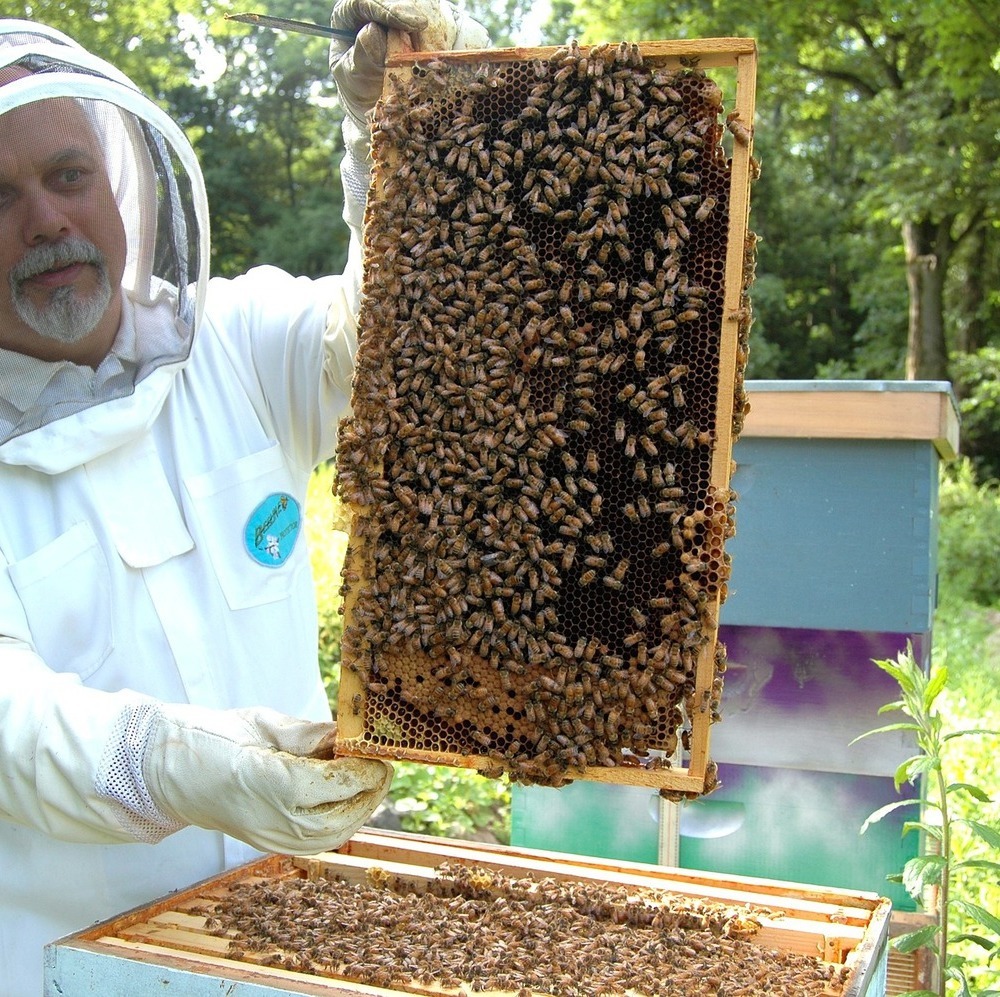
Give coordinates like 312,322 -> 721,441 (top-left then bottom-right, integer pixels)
335,37 -> 758,794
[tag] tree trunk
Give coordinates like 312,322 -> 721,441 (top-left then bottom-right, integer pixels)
953,224 -> 988,356
902,218 -> 951,381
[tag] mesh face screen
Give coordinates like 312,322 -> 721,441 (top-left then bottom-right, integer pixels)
337,40 -> 756,791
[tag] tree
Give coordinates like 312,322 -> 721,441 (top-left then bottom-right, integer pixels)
15,0 -> 204,100
176,1 -> 351,277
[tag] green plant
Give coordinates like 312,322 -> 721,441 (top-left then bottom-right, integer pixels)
388,763 -> 511,843
937,459 -> 1000,609
853,648 -> 1000,997
950,349 -> 1000,485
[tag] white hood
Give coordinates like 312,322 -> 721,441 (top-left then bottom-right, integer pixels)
0,20 -> 210,468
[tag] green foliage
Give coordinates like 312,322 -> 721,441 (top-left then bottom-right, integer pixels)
186,0 -> 350,278
854,647 -> 1000,996
388,763 -> 511,843
950,350 -> 1000,485
17,0 -> 205,99
466,0 -> 536,48
305,467 -> 511,842
937,459 -> 1000,609
253,186 -> 350,278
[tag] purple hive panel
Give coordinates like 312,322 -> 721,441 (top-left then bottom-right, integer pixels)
710,625 -> 927,776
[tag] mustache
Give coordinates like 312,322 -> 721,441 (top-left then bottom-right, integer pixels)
10,237 -> 105,286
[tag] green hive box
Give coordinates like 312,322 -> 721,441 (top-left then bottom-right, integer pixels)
511,380 -> 959,912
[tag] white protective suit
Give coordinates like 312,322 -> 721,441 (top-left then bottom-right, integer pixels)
0,20 -> 369,995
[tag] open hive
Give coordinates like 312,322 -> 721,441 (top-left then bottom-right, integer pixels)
335,38 -> 758,793
47,831 -> 891,997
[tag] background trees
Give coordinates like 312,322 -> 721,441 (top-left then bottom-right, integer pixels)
14,1 -> 1000,474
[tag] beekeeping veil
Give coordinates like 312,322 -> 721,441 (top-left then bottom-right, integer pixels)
0,19 -> 209,458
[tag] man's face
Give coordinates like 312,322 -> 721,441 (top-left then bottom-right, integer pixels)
0,96 -> 127,364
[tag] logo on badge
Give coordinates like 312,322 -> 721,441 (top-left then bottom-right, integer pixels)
244,492 -> 301,567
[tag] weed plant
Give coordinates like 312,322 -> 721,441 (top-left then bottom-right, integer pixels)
855,647 -> 1000,996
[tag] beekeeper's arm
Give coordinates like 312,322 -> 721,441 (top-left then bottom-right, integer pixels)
0,634 -> 391,853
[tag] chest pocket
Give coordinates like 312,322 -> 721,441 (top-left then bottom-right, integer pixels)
7,521 -> 113,680
184,443 -> 306,611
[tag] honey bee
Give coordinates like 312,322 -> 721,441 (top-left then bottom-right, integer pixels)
726,110 -> 752,145
694,196 -> 717,222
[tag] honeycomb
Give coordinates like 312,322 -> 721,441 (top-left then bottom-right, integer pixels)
335,39 -> 756,791
204,863 -> 849,996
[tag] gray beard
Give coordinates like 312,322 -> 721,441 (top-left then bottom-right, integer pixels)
10,238 -> 113,346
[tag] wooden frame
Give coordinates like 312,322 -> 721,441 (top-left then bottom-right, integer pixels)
335,38 -> 758,794
46,829 -> 890,997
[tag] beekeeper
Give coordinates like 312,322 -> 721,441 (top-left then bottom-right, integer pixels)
0,4 -> 488,994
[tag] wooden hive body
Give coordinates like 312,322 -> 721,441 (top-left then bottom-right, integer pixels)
335,38 -> 758,793
47,830 -> 891,997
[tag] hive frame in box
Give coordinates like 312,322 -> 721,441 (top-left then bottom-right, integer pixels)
335,38 -> 757,794
45,829 -> 891,997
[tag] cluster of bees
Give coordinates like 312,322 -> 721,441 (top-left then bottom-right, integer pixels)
336,39 -> 753,786
206,864 -> 847,996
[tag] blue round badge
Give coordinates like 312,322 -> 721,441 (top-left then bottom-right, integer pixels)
244,492 -> 301,568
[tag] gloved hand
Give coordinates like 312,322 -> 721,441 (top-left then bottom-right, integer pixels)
142,704 -> 393,855
329,0 -> 490,132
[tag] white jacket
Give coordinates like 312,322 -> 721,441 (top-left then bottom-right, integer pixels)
0,17 -> 377,992
0,258 -> 362,994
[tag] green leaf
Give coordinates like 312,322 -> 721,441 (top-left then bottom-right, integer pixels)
902,820 -> 943,841
951,899 -> 1000,936
893,755 -> 922,789
951,967 -> 973,997
876,698 -> 906,715
946,781 -> 992,802
958,819 -> 1000,849
872,657 -> 908,685
850,722 -> 922,745
952,858 -> 1000,876
895,753 -> 940,788
922,665 -> 948,710
952,932 -> 999,952
891,924 -> 940,953
859,798 -> 921,834
902,855 -> 946,898
944,727 -> 1000,742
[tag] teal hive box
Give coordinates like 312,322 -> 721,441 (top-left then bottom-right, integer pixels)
512,380 -> 959,914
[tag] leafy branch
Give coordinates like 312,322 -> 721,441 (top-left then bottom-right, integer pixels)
853,647 -> 1000,997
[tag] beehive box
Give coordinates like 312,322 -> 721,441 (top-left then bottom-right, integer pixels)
46,829 -> 891,997
335,38 -> 758,794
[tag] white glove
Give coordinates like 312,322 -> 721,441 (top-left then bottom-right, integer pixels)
330,0 -> 489,131
330,0 -> 490,228
143,704 -> 393,855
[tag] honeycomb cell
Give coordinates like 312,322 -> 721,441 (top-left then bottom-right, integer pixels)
336,39 -> 756,789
